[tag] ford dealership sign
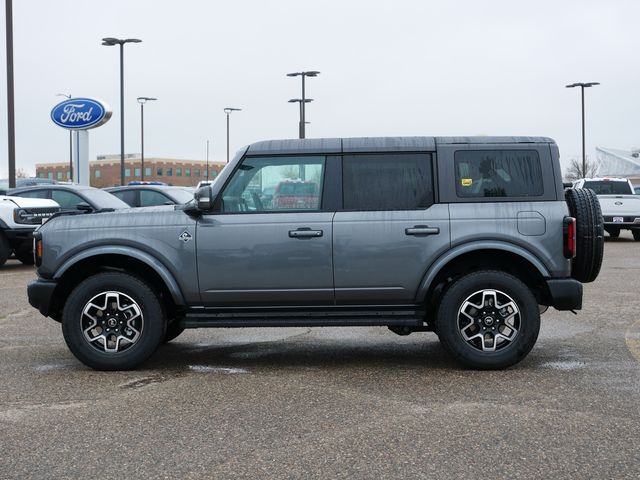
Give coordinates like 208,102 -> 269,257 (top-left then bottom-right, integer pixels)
51,97 -> 112,130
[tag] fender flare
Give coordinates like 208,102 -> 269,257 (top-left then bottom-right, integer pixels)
53,245 -> 187,305
415,240 -> 551,302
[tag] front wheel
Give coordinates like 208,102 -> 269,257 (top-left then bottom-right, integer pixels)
436,270 -> 540,370
62,272 -> 166,370
633,230 -> 640,241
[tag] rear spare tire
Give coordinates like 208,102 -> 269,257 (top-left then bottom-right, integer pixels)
565,188 -> 603,283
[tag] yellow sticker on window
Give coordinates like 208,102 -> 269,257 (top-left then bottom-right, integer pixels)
461,178 -> 473,187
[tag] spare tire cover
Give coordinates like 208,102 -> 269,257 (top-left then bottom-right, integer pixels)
565,188 -> 604,283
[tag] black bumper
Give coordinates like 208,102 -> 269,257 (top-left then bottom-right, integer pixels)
546,278 -> 582,311
27,278 -> 58,317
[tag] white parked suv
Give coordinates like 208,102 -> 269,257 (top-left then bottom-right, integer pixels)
0,195 -> 60,265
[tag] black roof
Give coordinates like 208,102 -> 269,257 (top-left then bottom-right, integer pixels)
245,136 -> 555,155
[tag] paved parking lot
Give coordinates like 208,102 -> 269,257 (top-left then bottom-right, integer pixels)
1,233 -> 639,479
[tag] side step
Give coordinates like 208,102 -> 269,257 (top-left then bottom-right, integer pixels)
181,306 -> 428,329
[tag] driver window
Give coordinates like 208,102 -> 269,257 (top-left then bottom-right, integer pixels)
221,156 -> 325,213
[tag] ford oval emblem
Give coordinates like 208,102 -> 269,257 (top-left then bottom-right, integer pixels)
50,97 -> 112,130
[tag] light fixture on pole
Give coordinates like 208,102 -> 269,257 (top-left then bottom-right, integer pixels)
56,93 -> 73,181
566,82 -> 600,178
223,107 -> 242,163
102,37 -> 142,185
286,71 -> 320,139
136,96 -> 157,181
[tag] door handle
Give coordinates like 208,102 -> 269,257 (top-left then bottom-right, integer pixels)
289,228 -> 323,238
405,225 -> 440,236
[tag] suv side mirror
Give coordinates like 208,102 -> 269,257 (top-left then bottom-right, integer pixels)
76,202 -> 94,212
194,185 -> 214,211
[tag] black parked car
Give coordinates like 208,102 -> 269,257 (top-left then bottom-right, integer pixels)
105,185 -> 194,207
9,184 -> 128,211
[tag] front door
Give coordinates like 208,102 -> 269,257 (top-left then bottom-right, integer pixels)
197,155 -> 334,306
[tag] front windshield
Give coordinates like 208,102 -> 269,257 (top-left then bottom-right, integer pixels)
83,188 -> 130,209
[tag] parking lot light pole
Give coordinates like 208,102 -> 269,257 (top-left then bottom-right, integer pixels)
137,97 -> 157,181
223,108 -> 242,163
102,37 -> 142,185
5,0 -> 15,188
56,93 -> 73,181
566,82 -> 600,178
286,71 -> 320,139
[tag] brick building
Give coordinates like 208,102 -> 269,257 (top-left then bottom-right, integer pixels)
36,155 -> 227,188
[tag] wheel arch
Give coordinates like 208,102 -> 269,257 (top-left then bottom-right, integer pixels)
416,242 -> 551,307
49,247 -> 186,321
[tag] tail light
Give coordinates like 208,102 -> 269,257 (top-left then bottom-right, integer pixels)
563,216 -> 576,259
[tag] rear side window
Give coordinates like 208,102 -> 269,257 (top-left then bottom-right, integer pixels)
51,190 -> 86,209
140,190 -> 172,207
455,150 -> 543,198
583,181 -> 631,195
343,153 -> 434,210
111,190 -> 137,207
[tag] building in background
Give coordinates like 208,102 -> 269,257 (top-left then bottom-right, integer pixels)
596,147 -> 640,185
36,155 -> 226,187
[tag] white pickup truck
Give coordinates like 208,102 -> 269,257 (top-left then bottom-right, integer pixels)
0,195 -> 60,265
574,177 -> 640,240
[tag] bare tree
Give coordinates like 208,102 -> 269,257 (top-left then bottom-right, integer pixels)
564,156 -> 599,181
16,168 -> 29,178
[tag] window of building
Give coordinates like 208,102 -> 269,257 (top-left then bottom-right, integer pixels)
343,153 -> 434,210
221,156 -> 325,213
95,170 -> 101,178
203,170 -> 208,178
56,171 -> 63,180
47,172 -> 53,180
134,168 -> 141,177
157,167 -> 163,176
66,171 -> 71,179
166,168 -> 173,176
176,168 -> 182,177
125,168 -> 131,177
185,168 -> 191,177
454,150 -> 543,198
195,168 -> 201,177
212,170 -> 217,177
145,167 -> 151,177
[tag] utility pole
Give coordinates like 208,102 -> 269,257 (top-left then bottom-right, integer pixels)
5,0 -> 16,187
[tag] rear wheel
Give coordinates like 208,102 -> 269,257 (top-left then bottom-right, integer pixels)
436,270 -> 540,370
62,272 -> 166,370
565,188 -> 604,283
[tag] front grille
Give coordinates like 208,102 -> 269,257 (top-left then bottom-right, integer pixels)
14,207 -> 60,224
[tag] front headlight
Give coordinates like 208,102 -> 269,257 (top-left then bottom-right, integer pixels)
13,208 -> 29,224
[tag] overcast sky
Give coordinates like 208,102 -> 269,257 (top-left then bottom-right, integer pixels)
0,0 -> 639,178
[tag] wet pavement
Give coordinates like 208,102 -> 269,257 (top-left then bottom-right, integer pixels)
1,232 -> 639,479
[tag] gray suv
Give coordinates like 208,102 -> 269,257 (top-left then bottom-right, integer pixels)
27,137 -> 604,370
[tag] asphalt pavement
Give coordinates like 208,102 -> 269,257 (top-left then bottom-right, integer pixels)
1,232 -> 639,479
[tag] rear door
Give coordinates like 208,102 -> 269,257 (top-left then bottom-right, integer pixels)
333,153 -> 450,304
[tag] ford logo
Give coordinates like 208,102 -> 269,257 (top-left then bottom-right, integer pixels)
50,97 -> 112,130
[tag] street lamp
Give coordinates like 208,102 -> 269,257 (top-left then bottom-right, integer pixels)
566,82 -> 600,178
102,37 -> 142,185
286,71 -> 320,139
223,107 -> 242,163
137,96 -> 157,181
56,93 -> 72,181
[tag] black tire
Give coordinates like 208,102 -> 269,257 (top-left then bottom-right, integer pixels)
633,230 -> 640,241
62,272 -> 166,370
0,232 -> 9,266
565,188 -> 604,283
604,227 -> 620,239
163,321 -> 185,343
436,270 -> 540,370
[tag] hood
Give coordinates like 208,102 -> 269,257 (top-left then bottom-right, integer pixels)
1,195 -> 60,209
41,203 -> 192,232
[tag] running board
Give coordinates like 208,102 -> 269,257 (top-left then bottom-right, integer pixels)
181,307 -> 427,329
